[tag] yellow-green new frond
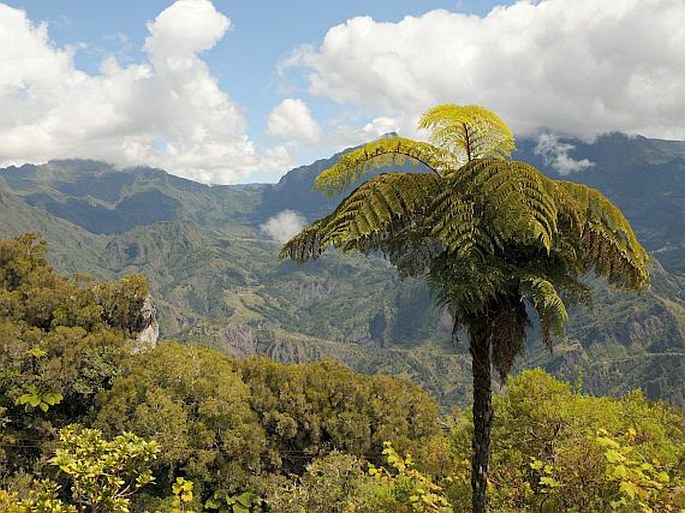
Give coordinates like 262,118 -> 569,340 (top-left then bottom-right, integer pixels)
556,181 -> 649,290
418,104 -> 516,163
519,276 -> 568,349
314,137 -> 451,196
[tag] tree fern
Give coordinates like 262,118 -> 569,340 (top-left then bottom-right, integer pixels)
280,104 -> 649,513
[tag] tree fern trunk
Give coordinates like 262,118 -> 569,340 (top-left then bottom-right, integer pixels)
469,324 -> 492,513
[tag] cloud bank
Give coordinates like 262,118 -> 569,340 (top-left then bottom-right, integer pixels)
0,0 -> 262,184
291,0 -> 685,141
260,210 -> 306,244
534,134 -> 594,175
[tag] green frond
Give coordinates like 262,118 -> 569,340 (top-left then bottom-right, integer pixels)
279,218 -> 329,264
581,223 -> 649,289
555,181 -> 649,289
418,104 -> 515,163
520,247 -> 593,308
450,159 -> 559,252
322,173 -> 440,244
519,277 -> 568,350
558,278 -> 593,306
359,230 -> 440,278
314,137 -> 451,196
280,173 -> 442,264
427,189 -> 486,257
484,161 -> 558,250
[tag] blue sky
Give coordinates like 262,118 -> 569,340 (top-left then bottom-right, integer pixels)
6,2 -> 506,100
1,1 -> 684,183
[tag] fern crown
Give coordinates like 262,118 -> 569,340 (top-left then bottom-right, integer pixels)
281,104 -> 649,380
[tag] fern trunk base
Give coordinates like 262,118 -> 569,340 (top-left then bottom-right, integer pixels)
470,326 -> 492,513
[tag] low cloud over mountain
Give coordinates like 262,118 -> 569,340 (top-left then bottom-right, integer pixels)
0,0 -> 263,184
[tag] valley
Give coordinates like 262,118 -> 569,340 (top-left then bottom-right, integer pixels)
1,133 -> 683,407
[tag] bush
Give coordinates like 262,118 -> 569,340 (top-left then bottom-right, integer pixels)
448,369 -> 685,512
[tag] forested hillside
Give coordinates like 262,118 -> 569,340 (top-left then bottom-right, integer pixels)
1,236 -> 683,511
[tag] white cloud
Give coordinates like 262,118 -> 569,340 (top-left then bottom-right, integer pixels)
144,0 -> 231,60
329,116 -> 403,149
0,0 -> 261,184
260,145 -> 295,173
267,98 -> 322,146
260,210 -> 306,243
289,0 -> 685,140
534,133 -> 594,175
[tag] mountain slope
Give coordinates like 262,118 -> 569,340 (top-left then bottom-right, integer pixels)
1,135 -> 683,407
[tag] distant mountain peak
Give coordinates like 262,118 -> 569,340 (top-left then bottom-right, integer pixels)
377,131 -> 399,139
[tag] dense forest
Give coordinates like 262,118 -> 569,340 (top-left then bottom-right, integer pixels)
1,233 -> 683,511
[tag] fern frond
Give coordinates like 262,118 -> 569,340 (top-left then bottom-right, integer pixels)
314,137 -> 453,196
323,173 -> 440,243
280,173 -> 441,264
427,188 -> 486,257
526,245 -> 593,307
519,276 -> 568,349
279,218 -> 329,263
556,181 -> 649,289
418,104 -> 515,163
452,159 -> 559,252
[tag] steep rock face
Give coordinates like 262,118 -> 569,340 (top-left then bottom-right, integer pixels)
134,295 -> 160,352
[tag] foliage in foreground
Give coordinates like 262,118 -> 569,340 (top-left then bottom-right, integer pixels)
448,369 -> 685,512
95,342 -> 441,503
3,361 -> 683,512
265,445 -> 451,513
1,234 -> 682,512
262,370 -> 684,513
0,233 -> 148,476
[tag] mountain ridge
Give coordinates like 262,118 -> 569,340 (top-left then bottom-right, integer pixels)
1,132 -> 683,406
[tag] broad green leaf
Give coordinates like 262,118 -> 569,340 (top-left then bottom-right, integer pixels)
619,480 -> 639,500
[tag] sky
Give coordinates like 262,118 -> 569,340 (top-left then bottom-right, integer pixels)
1,0 -> 684,184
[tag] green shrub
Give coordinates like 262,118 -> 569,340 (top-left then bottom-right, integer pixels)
448,369 -> 685,512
